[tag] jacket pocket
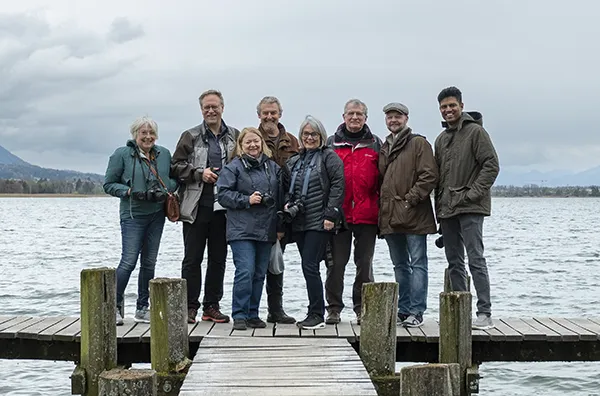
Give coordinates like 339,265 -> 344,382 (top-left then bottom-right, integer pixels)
389,196 -> 412,228
448,186 -> 470,210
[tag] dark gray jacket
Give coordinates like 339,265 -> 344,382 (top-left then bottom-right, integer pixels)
217,154 -> 283,243
170,121 -> 239,223
286,147 -> 345,233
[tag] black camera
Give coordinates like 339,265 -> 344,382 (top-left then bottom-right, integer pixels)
278,200 -> 304,223
133,182 -> 167,203
435,236 -> 444,249
258,192 -> 275,208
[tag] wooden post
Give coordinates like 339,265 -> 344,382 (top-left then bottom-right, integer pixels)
78,267 -> 118,396
360,282 -> 398,377
400,363 -> 460,396
439,291 -> 472,396
99,369 -> 157,396
150,278 -> 191,395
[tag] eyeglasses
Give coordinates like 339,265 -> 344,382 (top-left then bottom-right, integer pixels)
202,105 -> 221,112
302,132 -> 320,139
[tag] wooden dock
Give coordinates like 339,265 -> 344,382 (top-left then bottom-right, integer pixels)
2,315 -> 600,364
180,337 -> 377,395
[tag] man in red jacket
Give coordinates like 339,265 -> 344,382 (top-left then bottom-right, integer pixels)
325,98 -> 382,324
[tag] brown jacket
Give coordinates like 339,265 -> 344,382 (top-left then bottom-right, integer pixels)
378,127 -> 438,235
258,122 -> 300,168
434,111 -> 499,219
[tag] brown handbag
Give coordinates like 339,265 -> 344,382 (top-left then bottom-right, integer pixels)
145,160 -> 180,222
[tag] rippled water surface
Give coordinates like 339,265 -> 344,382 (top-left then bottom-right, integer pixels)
1,197 -> 599,395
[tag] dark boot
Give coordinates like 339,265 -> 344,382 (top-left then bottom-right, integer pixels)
266,272 -> 296,324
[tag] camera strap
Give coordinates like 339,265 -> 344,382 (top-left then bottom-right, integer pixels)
289,151 -> 319,199
143,158 -> 168,193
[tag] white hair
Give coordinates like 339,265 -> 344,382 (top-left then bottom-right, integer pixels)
298,115 -> 328,148
130,116 -> 158,139
343,98 -> 368,117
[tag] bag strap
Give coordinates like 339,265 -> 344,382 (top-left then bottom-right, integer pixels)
288,151 -> 320,199
144,158 -> 169,192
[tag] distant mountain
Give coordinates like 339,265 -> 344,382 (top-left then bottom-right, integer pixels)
496,167 -> 600,187
0,144 -> 103,183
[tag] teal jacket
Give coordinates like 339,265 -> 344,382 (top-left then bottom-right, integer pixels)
104,140 -> 179,219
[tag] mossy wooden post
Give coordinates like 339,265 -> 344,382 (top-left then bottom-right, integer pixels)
79,267 -> 118,396
360,282 -> 399,396
400,363 -> 460,396
439,291 -> 472,396
99,369 -> 157,396
150,278 -> 191,395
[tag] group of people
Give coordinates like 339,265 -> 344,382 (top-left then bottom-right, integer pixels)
103,86 -> 500,332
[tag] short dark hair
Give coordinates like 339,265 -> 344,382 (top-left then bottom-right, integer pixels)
437,86 -> 462,103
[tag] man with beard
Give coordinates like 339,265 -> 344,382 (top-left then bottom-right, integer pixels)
171,89 -> 239,325
325,98 -> 382,325
378,102 -> 438,328
256,96 -> 299,324
435,86 -> 499,330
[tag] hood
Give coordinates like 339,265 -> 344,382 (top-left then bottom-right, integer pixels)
126,139 -> 161,157
241,153 -> 270,168
441,111 -> 483,130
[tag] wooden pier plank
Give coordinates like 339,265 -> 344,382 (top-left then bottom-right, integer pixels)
566,318 -> 600,340
252,322 -> 274,337
534,317 -> 580,341
0,316 -> 32,333
489,319 -> 523,341
336,321 -> 355,340
0,316 -> 15,326
37,317 -> 79,341
419,319 -> 440,343
472,329 -> 490,342
116,320 -> 137,339
189,320 -> 214,341
16,317 -> 67,340
231,328 -> 255,337
0,317 -> 45,339
311,325 -> 338,338
53,318 -> 81,341
550,318 -> 598,341
273,324 -> 300,337
120,323 -> 150,343
351,322 -> 360,339
521,318 -> 562,341
405,325 -> 426,342
207,322 -> 232,337
500,318 -> 545,341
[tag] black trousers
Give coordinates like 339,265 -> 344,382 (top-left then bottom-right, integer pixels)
295,231 -> 330,318
266,234 -> 289,314
181,207 -> 227,311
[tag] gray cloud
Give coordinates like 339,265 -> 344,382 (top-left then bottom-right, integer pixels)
1,0 -> 599,174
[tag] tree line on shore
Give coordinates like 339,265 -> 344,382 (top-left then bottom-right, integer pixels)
0,178 -> 599,197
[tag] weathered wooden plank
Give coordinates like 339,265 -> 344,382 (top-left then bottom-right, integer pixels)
419,319 -> 440,343
336,321 -> 355,340
0,316 -> 16,326
351,321 -> 360,339
521,318 -> 562,342
188,320 -> 214,341
116,320 -> 137,339
567,318 -> 600,340
180,385 -> 377,396
0,317 -> 45,339
483,325 -> 506,341
311,325 -> 338,338
206,323 -> 232,337
231,328 -> 255,337
405,325 -> 426,342
471,329 -> 490,342
252,322 -> 274,337
54,319 -> 81,342
38,317 -> 79,341
550,318 -> 598,341
274,324 -> 300,337
15,317 -> 66,340
500,318 -> 545,341
199,337 -> 349,347
0,316 -> 32,333
489,319 -> 523,341
120,323 -> 150,343
395,324 -> 413,342
534,317 -> 580,341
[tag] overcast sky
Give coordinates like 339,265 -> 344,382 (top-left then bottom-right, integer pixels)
1,0 -> 599,174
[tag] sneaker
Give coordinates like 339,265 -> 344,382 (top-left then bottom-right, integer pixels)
116,311 -> 124,326
202,306 -> 230,323
325,311 -> 341,325
134,307 -> 150,323
233,319 -> 247,330
355,313 -> 361,326
397,313 -> 409,326
187,308 -> 198,324
297,314 -> 326,330
472,314 -> 494,330
247,317 -> 267,328
402,314 -> 424,328
266,311 -> 296,324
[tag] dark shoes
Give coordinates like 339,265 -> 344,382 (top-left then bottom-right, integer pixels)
297,314 -> 326,330
247,317 -> 267,328
233,319 -> 247,331
202,306 -> 230,323
188,308 -> 198,324
325,311 -> 341,325
267,311 -> 296,324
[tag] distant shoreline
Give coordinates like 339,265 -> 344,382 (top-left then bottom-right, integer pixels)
0,194 -> 107,198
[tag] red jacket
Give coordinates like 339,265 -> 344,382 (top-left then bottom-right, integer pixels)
327,124 -> 382,225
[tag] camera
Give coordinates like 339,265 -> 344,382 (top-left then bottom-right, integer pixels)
435,236 -> 444,249
133,182 -> 167,203
257,192 -> 275,208
278,200 -> 304,223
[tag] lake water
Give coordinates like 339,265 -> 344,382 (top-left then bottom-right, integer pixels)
1,197 -> 599,395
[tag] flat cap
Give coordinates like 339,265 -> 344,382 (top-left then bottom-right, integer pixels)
382,102 -> 409,116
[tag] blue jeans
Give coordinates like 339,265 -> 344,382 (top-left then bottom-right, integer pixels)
116,212 -> 165,310
230,240 -> 272,320
384,233 -> 428,316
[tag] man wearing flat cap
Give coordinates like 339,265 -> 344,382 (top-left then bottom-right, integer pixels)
378,102 -> 438,328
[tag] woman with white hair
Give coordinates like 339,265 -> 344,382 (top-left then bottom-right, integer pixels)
104,116 -> 178,325
283,115 -> 345,330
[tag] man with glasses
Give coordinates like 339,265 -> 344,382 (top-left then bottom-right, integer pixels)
171,89 -> 239,325
325,99 -> 382,325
